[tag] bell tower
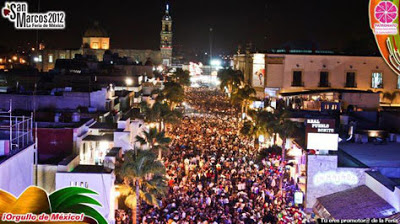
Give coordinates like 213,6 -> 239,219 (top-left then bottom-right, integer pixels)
160,4 -> 173,66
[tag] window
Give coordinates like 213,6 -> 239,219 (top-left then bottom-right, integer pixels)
292,71 -> 303,87
319,72 -> 330,87
92,42 -> 99,49
372,72 -> 383,88
60,54 -> 65,59
163,59 -> 170,66
346,72 -> 356,87
38,55 -> 42,62
48,55 -> 53,63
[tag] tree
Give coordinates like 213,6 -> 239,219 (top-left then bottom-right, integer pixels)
136,128 -> 171,160
240,110 -> 274,147
117,150 -> 167,224
231,84 -> 257,114
383,91 -> 399,106
271,109 -> 298,190
160,81 -> 185,110
217,69 -> 244,95
256,145 -> 283,164
171,68 -> 191,86
141,101 -> 182,131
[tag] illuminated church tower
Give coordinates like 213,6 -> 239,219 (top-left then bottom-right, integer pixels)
160,4 -> 173,66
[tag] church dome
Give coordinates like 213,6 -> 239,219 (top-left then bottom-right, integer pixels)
83,22 -> 108,37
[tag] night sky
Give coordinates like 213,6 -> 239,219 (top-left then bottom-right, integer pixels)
0,0 -> 377,55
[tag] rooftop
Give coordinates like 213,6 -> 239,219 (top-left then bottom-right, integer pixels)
316,185 -> 397,219
340,142 -> 400,168
280,88 -> 377,97
240,49 -> 380,57
82,134 -> 113,142
58,154 -> 79,166
366,170 -> 400,191
71,165 -> 112,174
90,122 -> 117,130
36,118 -> 94,129
115,90 -> 132,97
106,147 -> 122,157
38,155 -> 67,165
0,143 -> 34,165
83,22 -> 108,38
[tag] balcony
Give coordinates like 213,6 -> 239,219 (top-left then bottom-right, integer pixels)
291,81 -> 304,87
0,114 -> 34,160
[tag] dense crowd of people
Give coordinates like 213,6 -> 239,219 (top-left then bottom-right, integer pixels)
116,209 -> 131,224
138,87 -> 307,223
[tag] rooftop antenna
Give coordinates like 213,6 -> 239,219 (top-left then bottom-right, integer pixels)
9,100 -> 12,151
209,27 -> 213,84
36,0 -> 40,51
209,27 -> 213,64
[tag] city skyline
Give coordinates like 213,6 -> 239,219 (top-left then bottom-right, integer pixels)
0,0 -> 377,55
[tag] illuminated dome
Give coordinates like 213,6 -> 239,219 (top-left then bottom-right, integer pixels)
83,22 -> 108,37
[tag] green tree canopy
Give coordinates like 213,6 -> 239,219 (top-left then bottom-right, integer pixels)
160,81 -> 185,110
170,68 -> 191,86
217,69 -> 244,94
118,150 -> 167,224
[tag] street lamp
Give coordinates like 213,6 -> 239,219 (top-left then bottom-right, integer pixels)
125,78 -> 133,86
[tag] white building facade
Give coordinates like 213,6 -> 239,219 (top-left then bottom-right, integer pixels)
234,53 -> 400,104
0,144 -> 35,197
55,167 -> 116,224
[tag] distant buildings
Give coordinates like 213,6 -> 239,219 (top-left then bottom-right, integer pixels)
35,4 -> 173,72
0,87 -> 111,112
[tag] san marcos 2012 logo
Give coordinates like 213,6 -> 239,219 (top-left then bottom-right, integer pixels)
1,2 -> 65,29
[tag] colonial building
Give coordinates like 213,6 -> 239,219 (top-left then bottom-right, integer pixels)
37,4 -> 173,72
234,51 -> 400,105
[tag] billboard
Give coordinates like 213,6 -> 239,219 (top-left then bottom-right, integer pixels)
265,87 -> 280,97
306,119 -> 338,151
252,54 -> 265,88
307,133 -> 339,151
306,119 -> 335,133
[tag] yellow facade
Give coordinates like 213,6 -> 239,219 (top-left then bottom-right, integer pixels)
82,37 -> 110,50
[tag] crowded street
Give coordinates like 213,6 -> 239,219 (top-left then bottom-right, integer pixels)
1,1 -> 398,223
136,88 -> 308,224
